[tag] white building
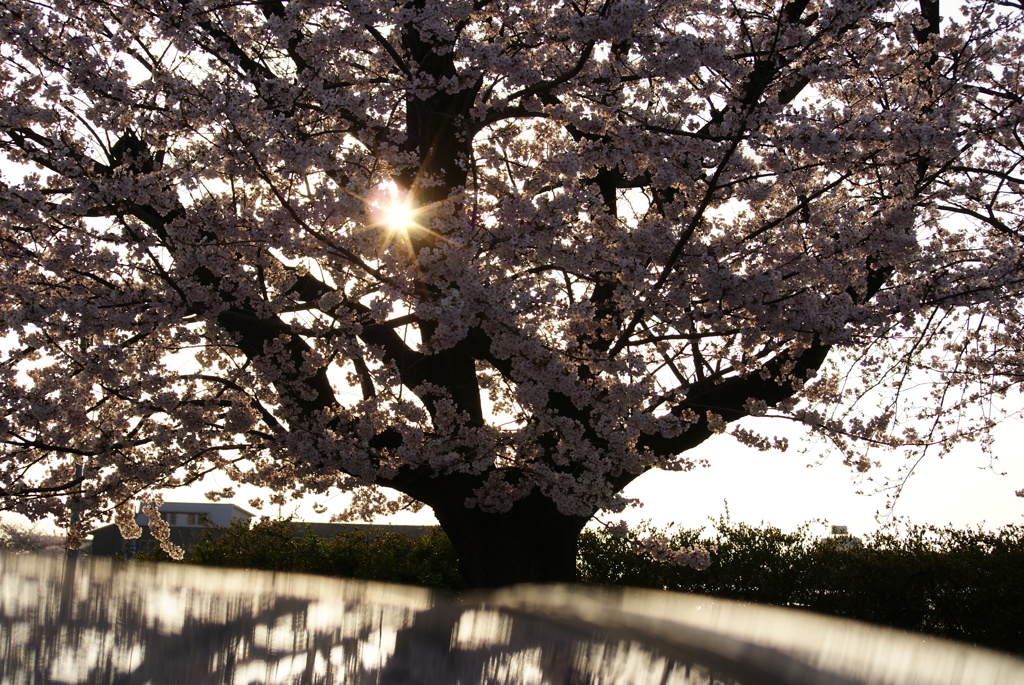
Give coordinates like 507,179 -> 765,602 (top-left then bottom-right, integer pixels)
92,502 -> 254,557
134,501 -> 254,529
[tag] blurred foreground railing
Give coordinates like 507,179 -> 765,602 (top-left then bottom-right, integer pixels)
2,553 -> 1022,684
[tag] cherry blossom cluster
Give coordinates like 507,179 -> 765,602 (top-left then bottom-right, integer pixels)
602,519 -> 714,570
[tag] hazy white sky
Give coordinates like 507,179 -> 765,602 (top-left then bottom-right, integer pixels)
613,416 -> 1024,537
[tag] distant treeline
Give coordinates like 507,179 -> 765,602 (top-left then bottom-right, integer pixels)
135,517 -> 1024,657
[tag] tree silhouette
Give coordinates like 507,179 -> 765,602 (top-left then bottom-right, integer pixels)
1,0 -> 1022,585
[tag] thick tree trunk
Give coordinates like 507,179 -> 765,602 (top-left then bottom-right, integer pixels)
430,491 -> 590,588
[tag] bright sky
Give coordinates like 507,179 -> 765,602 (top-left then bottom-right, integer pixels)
612,414 -> 1024,538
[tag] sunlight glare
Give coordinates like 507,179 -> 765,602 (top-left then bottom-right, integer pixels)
382,197 -> 417,234
367,182 -> 420,244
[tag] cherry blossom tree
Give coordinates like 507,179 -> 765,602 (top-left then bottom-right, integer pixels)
1,0 -> 1022,586
0,519 -> 63,554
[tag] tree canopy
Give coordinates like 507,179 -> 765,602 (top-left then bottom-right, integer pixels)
1,0 -> 1022,585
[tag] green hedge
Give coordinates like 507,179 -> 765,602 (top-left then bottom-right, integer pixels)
135,517 -> 1024,655
577,519 -> 1024,655
136,518 -> 466,591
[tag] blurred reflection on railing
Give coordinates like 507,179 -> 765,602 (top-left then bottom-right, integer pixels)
3,553 -> 1023,685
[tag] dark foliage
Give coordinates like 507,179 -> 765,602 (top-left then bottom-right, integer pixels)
137,518 -> 466,591
577,519 -> 1024,656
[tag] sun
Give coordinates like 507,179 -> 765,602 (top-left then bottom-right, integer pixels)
366,182 -> 423,251
380,196 -> 418,235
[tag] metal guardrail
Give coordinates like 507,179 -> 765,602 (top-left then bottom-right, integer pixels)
2,553 -> 1023,684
